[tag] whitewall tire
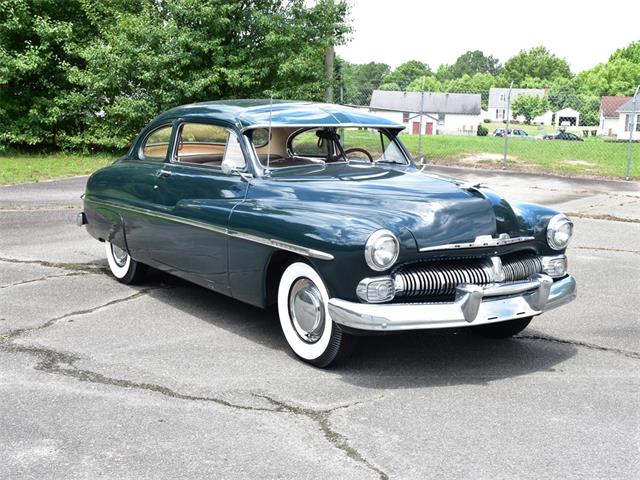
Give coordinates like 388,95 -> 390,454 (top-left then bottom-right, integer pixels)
105,241 -> 147,284
277,262 -> 350,367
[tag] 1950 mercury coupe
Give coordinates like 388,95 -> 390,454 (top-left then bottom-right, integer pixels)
78,100 -> 577,367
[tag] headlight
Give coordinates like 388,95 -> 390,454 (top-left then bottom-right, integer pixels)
546,214 -> 573,250
365,229 -> 399,271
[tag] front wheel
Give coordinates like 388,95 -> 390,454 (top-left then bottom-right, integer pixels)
105,241 -> 147,284
472,317 -> 533,339
277,262 -> 351,367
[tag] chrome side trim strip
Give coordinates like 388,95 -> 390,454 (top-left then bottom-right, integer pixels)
419,233 -> 535,252
84,197 -> 334,261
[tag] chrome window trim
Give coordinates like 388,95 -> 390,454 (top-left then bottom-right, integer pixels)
84,197 -> 333,261
419,233 -> 535,253
240,123 -> 405,133
138,123 -> 174,162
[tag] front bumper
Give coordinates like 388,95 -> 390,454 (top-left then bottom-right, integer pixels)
328,274 -> 576,332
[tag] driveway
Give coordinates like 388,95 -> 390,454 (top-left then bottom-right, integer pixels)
1,169 -> 639,479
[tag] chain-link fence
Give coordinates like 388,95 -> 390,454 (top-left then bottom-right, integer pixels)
336,85 -> 640,180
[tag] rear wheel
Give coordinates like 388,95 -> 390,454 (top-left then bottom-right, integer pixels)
277,262 -> 351,367
472,317 -> 533,339
105,241 -> 147,284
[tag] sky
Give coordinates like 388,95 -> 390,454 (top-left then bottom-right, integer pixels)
335,0 -> 640,74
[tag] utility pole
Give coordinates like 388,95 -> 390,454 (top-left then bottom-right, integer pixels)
626,84 -> 639,181
324,45 -> 334,103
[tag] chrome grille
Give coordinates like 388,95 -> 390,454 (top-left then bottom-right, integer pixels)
395,252 -> 543,299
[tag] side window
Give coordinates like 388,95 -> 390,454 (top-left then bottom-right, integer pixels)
141,126 -> 173,160
290,128 -> 329,157
175,123 -> 245,169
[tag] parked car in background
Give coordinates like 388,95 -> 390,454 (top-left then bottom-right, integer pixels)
78,100 -> 577,367
543,131 -> 584,141
493,128 -> 529,138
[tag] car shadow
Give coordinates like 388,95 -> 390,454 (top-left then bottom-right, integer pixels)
144,270 -> 577,390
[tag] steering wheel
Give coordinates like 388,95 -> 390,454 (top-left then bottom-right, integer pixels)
343,147 -> 373,162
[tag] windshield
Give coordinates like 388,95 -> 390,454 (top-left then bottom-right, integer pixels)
246,127 -> 408,169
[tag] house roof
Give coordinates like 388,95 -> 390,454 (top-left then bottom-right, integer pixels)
617,96 -> 640,113
488,88 -> 545,109
556,107 -> 580,116
369,90 -> 481,115
601,96 -> 632,117
150,99 -> 405,131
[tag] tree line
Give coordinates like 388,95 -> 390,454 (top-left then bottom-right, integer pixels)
1,0 -> 638,151
340,43 -> 640,125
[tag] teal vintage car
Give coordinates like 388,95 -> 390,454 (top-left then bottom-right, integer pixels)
78,100 -> 576,367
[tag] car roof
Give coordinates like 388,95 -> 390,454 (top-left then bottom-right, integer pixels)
150,99 -> 405,131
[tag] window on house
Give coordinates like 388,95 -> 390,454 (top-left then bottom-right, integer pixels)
402,112 -> 409,123
499,94 -> 505,102
437,113 -> 445,125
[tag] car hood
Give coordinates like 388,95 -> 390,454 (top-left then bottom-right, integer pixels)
267,163 -> 526,249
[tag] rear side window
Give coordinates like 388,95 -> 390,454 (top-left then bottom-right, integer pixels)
141,126 -> 172,160
289,128 -> 329,157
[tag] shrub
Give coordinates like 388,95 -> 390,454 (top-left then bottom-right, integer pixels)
483,118 -> 491,123
477,124 -> 488,136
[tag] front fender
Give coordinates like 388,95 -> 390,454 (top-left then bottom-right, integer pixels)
228,199 -> 417,304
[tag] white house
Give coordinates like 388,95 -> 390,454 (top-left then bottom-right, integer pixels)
488,87 -> 552,124
599,96 -> 630,136
616,96 -> 640,140
369,90 -> 481,136
555,107 -> 580,127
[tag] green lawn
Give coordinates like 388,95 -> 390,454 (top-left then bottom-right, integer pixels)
399,133 -> 639,179
0,153 -> 116,185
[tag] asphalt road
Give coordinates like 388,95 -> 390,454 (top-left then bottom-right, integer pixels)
1,169 -> 639,480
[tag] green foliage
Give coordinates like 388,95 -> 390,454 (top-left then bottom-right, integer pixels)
382,60 -> 432,90
502,46 -> 572,85
511,94 -> 551,124
378,82 -> 400,91
339,59 -> 390,104
0,0 -> 350,150
406,76 -> 442,92
576,56 -> 640,97
441,50 -> 501,80
476,124 -> 488,136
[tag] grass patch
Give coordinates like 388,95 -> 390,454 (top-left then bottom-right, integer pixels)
399,134 -> 639,179
0,153 -> 116,185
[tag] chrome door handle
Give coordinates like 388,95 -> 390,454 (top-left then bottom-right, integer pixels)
156,169 -> 172,178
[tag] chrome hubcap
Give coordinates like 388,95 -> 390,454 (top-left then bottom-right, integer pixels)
288,278 -> 325,343
111,244 -> 129,267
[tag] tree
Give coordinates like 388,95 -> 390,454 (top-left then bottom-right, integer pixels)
443,50 -> 501,80
406,76 -> 442,92
382,60 -> 432,90
511,94 -> 550,124
503,46 -> 572,85
0,0 -> 351,150
378,82 -> 400,91
339,59 -> 390,104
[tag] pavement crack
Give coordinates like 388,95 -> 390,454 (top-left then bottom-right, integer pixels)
2,289 -> 152,342
0,256 -> 107,274
571,246 -> 639,255
255,394 -> 388,480
0,271 -> 88,289
518,334 -> 640,360
565,212 -> 640,224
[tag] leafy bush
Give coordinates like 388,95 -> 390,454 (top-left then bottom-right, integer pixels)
483,118 -> 491,123
477,124 -> 488,136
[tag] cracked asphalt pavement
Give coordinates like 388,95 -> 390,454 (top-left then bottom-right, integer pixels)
1,169 -> 639,479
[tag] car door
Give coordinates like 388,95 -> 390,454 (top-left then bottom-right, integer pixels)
149,121 -> 250,294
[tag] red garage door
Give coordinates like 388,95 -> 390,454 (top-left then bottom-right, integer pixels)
412,122 -> 420,134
